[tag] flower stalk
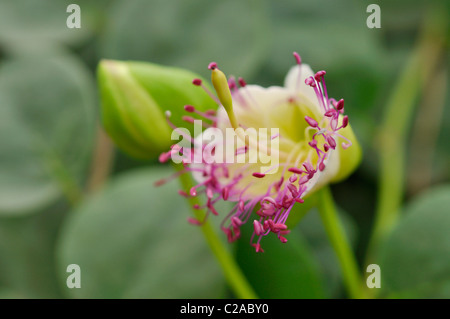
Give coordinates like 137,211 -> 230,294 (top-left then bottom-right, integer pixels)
317,187 -> 367,299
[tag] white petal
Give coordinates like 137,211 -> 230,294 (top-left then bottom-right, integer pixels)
284,64 -> 321,112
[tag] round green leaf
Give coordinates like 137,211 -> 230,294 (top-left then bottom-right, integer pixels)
57,167 -> 224,298
380,185 -> 450,298
0,54 -> 96,215
0,203 -> 67,298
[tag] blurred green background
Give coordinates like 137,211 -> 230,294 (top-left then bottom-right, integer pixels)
0,0 -> 448,298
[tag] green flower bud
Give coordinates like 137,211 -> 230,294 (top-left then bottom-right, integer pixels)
97,60 -> 217,159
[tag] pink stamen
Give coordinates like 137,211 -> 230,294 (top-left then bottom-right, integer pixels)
222,187 -> 229,200
326,135 -> 337,149
305,77 -> 316,87
319,162 -> 326,171
187,217 -> 202,225
314,70 -> 326,81
252,172 -> 266,178
178,190 -> 189,197
182,115 -> 195,123
341,115 -> 349,128
305,116 -> 319,128
253,220 -> 264,236
228,76 -> 237,90
252,243 -> 264,253
336,99 -> 344,111
184,104 -> 195,112
324,109 -> 335,117
293,52 -> 302,65
288,167 -> 303,175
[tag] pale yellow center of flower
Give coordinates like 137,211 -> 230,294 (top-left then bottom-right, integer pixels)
216,86 -> 325,199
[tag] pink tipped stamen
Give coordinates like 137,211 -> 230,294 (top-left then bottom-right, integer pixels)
222,187 -> 229,200
314,70 -> 326,81
342,142 -> 352,149
324,109 -> 336,117
238,77 -> 247,87
341,115 -> 349,128
192,78 -> 202,86
253,220 -> 264,236
228,76 -> 237,90
319,162 -> 326,171
326,135 -> 337,149
311,79 -> 327,111
187,217 -> 202,226
208,62 -> 218,70
252,172 -> 266,178
182,115 -> 195,124
182,115 -> 211,128
292,52 -> 303,93
315,70 -> 329,109
305,77 -> 316,87
305,116 -> 319,128
336,99 -> 344,111
288,167 -> 304,175
293,52 -> 302,65
184,104 -> 195,112
154,169 -> 185,187
178,190 -> 189,197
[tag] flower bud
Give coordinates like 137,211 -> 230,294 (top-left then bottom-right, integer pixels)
97,60 -> 217,159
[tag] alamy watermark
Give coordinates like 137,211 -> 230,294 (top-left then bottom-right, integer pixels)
366,4 -> 381,29
66,264 -> 81,288
366,264 -> 381,288
66,4 -> 81,29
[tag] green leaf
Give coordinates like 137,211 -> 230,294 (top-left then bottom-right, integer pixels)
0,203 -> 68,298
380,185 -> 450,298
56,167 -> 224,298
0,54 -> 96,215
235,222 -> 326,298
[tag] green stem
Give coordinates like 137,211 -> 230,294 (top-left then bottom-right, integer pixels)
317,187 -> 366,299
177,168 -> 258,299
366,8 -> 446,264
